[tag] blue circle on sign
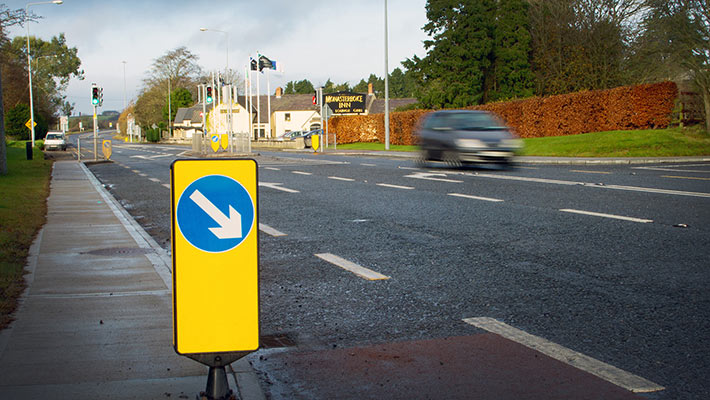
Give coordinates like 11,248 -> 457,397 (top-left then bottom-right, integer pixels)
211,135 -> 219,143
176,175 -> 254,253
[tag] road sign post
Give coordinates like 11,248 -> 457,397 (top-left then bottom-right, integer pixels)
170,159 -> 259,399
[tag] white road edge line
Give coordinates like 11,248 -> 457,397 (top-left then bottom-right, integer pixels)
329,176 -> 356,182
448,193 -> 504,202
315,253 -> 390,281
292,171 -> 312,176
560,209 -> 653,223
463,317 -> 665,394
377,183 -> 415,190
259,223 -> 287,237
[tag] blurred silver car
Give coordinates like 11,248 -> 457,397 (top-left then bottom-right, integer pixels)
415,110 -> 522,167
44,132 -> 67,151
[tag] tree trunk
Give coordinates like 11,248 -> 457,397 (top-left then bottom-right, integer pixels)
704,89 -> 710,134
0,73 -> 7,175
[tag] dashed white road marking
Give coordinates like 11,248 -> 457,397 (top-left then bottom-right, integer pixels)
329,176 -> 356,182
570,170 -> 612,175
162,184 -> 170,189
149,178 -> 161,183
633,165 -> 710,173
264,167 -> 281,171
315,253 -> 390,281
463,317 -> 665,393
661,175 -> 710,181
258,182 -> 300,193
361,163 -> 377,167
448,193 -> 504,202
465,172 -> 710,198
560,209 -> 653,223
292,171 -> 312,176
131,169 -> 141,174
139,173 -> 148,177
377,183 -> 415,190
259,223 -> 287,237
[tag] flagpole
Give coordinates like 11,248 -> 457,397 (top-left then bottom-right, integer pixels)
256,55 -> 261,139
267,69 -> 271,139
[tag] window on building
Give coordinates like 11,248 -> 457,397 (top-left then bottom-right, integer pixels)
285,113 -> 291,121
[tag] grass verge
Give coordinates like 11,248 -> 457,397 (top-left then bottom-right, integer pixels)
334,127 -> 710,157
0,142 -> 52,330
520,126 -> 710,157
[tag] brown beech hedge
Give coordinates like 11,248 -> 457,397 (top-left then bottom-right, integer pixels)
327,81 -> 678,145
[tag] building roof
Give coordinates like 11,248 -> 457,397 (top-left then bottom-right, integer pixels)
236,94 -> 319,124
174,103 -> 213,125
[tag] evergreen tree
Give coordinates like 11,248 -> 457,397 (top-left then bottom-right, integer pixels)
405,0 -> 497,108
491,0 -> 534,101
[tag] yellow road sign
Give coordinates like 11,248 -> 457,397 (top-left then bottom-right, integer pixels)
102,140 -> 112,160
25,119 -> 37,130
312,134 -> 320,151
221,134 -> 229,150
210,134 -> 220,152
170,159 -> 259,355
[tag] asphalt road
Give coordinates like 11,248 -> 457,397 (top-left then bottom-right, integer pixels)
83,139 -> 710,399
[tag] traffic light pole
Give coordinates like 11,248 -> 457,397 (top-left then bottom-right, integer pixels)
93,103 -> 98,161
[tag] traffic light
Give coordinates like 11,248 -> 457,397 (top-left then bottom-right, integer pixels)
92,86 -> 99,105
206,86 -> 213,104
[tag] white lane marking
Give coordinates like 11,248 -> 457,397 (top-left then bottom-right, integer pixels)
131,169 -> 141,174
259,223 -> 287,237
264,167 -> 281,171
361,163 -> 377,167
404,171 -> 463,183
560,209 -> 653,223
398,166 -> 421,171
329,176 -> 356,182
633,166 -> 710,173
130,154 -> 170,160
662,175 -> 710,181
377,183 -> 415,190
258,182 -> 300,193
466,172 -> 710,198
139,173 -> 148,177
149,178 -> 161,183
570,170 -> 612,175
463,317 -> 665,393
162,184 -> 170,189
448,193 -> 504,202
292,171 -> 313,176
315,253 -> 390,281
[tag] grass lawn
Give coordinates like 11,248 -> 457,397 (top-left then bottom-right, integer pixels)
520,127 -> 710,157
0,142 -> 52,330
334,127 -> 710,157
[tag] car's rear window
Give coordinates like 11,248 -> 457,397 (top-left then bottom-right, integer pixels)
426,112 -> 505,130
46,134 -> 62,140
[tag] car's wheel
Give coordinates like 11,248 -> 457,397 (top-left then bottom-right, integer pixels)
442,150 -> 462,168
414,150 -> 429,168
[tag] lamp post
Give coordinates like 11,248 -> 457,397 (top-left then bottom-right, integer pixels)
200,27 -> 231,151
384,0 -> 390,150
26,0 -> 63,148
200,27 -> 229,73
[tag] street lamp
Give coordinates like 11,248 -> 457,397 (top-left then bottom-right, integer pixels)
384,0 -> 390,151
26,0 -> 63,148
200,27 -> 229,73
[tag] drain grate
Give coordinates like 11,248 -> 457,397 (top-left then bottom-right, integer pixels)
83,247 -> 152,256
261,333 -> 297,349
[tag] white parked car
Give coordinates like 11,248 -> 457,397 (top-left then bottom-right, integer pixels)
44,132 -> 67,151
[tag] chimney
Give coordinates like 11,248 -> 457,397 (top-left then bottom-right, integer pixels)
275,87 -> 283,98
368,83 -> 374,96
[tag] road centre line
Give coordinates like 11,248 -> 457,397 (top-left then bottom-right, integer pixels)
292,171 -> 312,176
361,163 -> 377,167
162,184 -> 170,189
377,183 -> 415,190
662,175 -> 710,181
329,176 -> 356,182
259,182 -> 300,193
149,178 -> 161,183
465,172 -> 710,198
405,171 -> 464,183
570,170 -> 612,174
264,167 -> 281,171
259,223 -> 287,237
463,317 -> 665,393
315,253 -> 390,281
560,209 -> 653,223
448,193 -> 504,202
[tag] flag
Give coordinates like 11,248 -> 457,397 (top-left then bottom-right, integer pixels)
250,58 -> 258,71
258,55 -> 275,72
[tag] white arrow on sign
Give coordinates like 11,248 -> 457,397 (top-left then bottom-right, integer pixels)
189,189 -> 242,239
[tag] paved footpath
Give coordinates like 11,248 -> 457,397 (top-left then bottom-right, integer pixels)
0,161 -> 264,400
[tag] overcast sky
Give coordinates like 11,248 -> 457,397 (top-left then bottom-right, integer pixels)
4,0 -> 429,115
